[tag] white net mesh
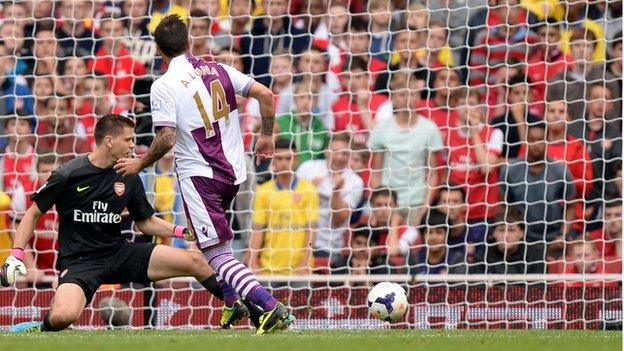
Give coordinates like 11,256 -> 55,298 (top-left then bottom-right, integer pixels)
0,0 -> 622,330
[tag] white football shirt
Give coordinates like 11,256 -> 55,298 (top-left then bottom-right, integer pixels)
150,54 -> 254,185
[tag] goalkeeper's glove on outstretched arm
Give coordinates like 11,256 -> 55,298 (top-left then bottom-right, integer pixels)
0,248 -> 27,287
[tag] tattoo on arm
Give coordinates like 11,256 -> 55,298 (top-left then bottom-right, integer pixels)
260,116 -> 274,135
140,127 -> 176,169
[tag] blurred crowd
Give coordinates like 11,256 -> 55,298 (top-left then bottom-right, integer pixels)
0,0 -> 621,285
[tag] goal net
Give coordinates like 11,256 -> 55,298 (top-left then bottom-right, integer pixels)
0,0 -> 622,330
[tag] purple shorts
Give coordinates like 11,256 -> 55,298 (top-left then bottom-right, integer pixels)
179,176 -> 239,249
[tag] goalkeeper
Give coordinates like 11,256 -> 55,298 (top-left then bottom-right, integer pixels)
2,114 -> 263,332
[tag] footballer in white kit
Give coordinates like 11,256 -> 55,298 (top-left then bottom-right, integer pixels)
114,14 -> 292,334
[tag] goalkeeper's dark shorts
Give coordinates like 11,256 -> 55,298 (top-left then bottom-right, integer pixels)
56,241 -> 156,305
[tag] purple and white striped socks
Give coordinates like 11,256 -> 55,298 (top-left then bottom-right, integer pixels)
203,242 -> 278,311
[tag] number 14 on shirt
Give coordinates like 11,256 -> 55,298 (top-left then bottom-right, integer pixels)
192,79 -> 231,139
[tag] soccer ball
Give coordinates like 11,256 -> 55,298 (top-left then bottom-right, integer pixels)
99,297 -> 131,327
367,282 -> 408,322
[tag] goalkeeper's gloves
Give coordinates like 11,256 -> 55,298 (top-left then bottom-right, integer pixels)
173,226 -> 195,242
0,248 -> 27,287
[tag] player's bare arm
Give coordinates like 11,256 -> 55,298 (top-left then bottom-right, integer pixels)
248,82 -> 276,165
135,215 -> 194,242
114,126 -> 176,177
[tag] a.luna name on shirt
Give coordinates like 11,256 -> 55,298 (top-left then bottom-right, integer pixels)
180,65 -> 220,88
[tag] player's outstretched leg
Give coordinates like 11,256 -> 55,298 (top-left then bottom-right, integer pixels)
146,244 -> 254,328
202,242 -> 292,334
10,283 -> 87,333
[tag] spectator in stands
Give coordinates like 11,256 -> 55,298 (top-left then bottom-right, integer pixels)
544,100 -> 593,235
549,27 -> 621,126
527,18 -> 571,116
469,208 -> 546,275
565,241 -> 620,287
588,199 -> 623,260
344,17 -> 388,87
248,139 -> 319,275
275,82 -> 329,164
1,113 -> 36,199
293,46 -> 340,129
435,184 -> 487,264
240,0 -> 311,87
121,0 -> 155,70
79,75 -> 128,145
332,57 -> 393,144
55,0 -> 100,58
244,50 -> 295,127
368,0 -> 395,61
36,97 -> 90,162
296,133 -> 364,263
57,57 -> 89,98
468,0 -> 537,107
2,2 -> 29,32
332,228 -> 390,282
0,21 -> 32,83
374,28 -> 427,95
500,121 -> 576,246
220,0 -> 253,49
147,0 -> 189,33
31,29 -> 58,78
190,9 -> 230,55
0,43 -> 33,116
607,31 -> 622,89
445,89 -> 503,228
294,0 -> 327,40
269,51 -> 295,115
404,2 -> 428,44
364,188 -> 418,260
491,74 -> 541,160
323,3 -> 350,72
560,0 -> 607,63
425,0 -> 473,65
408,208 -> 464,275
89,12 -> 146,98
368,72 -> 444,225
1,21 -> 28,63
32,76 -> 55,120
415,20 -> 455,69
189,10 -> 213,58
577,84 -> 622,230
417,68 -> 461,134
31,0 -> 55,21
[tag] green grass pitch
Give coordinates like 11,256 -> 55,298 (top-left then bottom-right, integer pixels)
1,330 -> 620,351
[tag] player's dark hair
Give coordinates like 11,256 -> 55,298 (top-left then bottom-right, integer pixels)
94,114 -> 136,145
154,14 -> 189,58
274,138 -> 297,151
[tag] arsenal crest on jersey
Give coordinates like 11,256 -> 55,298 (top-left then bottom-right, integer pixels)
114,182 -> 125,196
